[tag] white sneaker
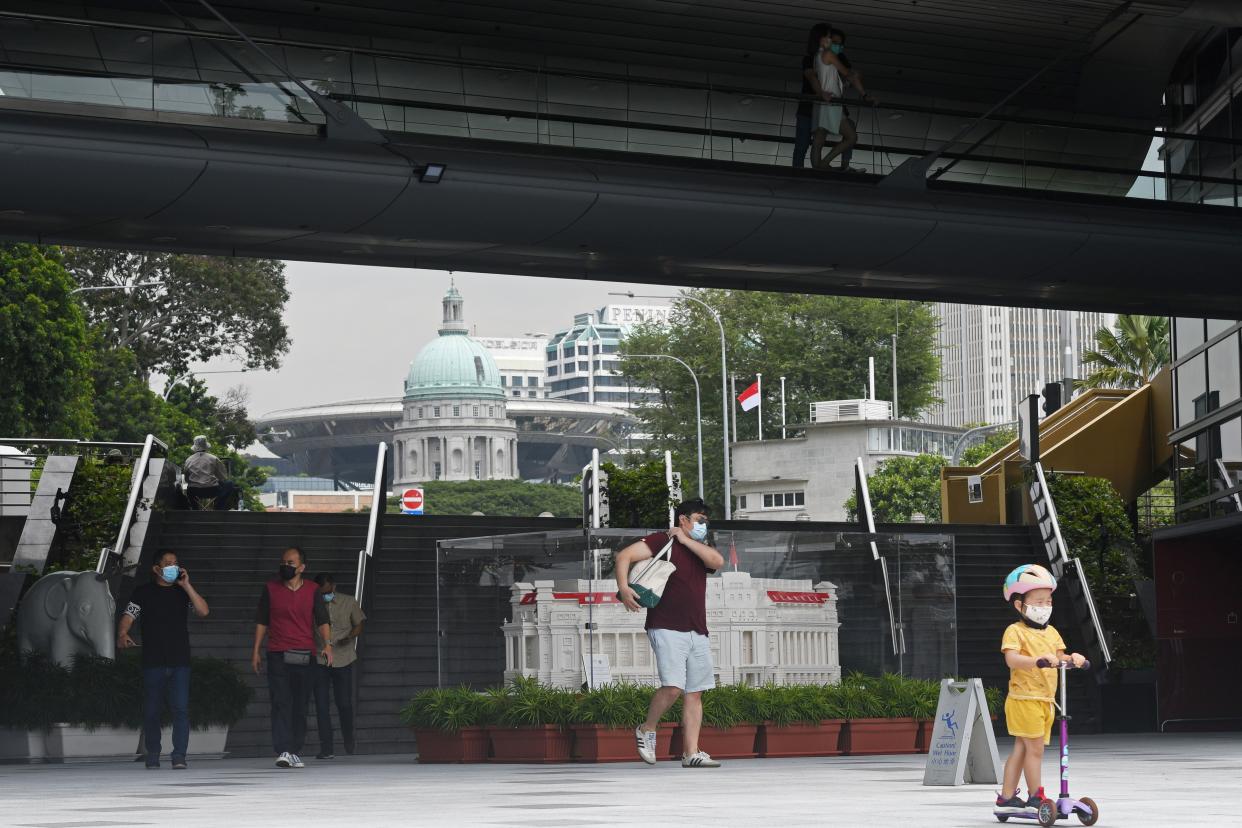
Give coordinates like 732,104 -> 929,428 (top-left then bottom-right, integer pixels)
681,751 -> 721,768
275,752 -> 293,768
290,753 -> 305,768
635,727 -> 657,765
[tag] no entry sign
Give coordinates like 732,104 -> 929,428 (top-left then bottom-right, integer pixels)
401,487 -> 425,514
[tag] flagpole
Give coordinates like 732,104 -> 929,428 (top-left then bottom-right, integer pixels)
757,373 -> 763,442
780,375 -> 787,439
730,374 -> 737,444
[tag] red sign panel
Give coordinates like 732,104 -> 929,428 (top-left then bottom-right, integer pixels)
401,488 -> 424,512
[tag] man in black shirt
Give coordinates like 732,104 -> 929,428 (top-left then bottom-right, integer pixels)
118,550 -> 209,769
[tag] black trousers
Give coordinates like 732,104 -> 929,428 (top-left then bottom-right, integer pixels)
313,661 -> 355,754
267,651 -> 312,755
187,481 -> 237,510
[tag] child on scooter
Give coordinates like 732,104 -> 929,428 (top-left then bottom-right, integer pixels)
994,564 -> 1086,814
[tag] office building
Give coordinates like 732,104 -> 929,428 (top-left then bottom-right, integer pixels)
930,305 -> 1117,427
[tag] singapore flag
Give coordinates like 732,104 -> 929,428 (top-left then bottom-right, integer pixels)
737,380 -> 760,412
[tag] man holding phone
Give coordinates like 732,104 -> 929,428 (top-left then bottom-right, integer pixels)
615,498 -> 725,768
118,549 -> 210,769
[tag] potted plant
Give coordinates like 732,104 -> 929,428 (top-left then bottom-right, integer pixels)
909,679 -> 940,754
486,677 -> 577,763
572,682 -> 674,763
755,683 -> 847,758
670,684 -> 759,760
0,648 -> 251,762
399,686 -> 491,763
838,673 -> 920,756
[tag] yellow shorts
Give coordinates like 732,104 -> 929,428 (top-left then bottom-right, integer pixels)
1005,697 -> 1055,745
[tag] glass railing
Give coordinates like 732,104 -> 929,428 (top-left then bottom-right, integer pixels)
434,526 -> 955,688
3,13 -> 1238,207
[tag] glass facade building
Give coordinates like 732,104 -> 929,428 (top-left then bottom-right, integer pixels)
1170,318 -> 1242,523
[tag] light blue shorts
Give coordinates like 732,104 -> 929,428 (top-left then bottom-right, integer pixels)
647,628 -> 715,693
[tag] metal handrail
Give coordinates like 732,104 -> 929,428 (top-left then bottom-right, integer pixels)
96,434 -> 167,575
354,442 -> 388,609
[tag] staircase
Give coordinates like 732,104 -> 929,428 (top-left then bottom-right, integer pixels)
136,511 -> 577,758
945,523 -> 1102,732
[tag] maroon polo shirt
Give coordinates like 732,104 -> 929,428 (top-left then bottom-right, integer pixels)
641,531 -> 712,636
255,579 -> 328,652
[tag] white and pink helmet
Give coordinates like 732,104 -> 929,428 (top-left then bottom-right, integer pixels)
1003,563 -> 1057,602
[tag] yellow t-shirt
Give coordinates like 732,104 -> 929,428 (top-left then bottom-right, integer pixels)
1000,621 -> 1066,702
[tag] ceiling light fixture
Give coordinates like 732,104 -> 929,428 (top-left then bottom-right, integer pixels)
417,163 -> 446,183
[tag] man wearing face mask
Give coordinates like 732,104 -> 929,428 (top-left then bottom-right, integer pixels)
311,573 -> 366,758
118,550 -> 210,769
616,498 -> 725,768
252,546 -> 333,769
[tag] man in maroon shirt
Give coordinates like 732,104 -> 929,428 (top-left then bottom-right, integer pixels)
615,498 -> 725,768
251,546 -> 333,769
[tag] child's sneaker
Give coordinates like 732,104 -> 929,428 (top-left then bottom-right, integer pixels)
1025,787 -> 1049,810
994,789 -> 1027,813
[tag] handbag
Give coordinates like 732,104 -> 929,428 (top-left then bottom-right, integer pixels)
622,537 -> 677,608
282,649 -> 312,666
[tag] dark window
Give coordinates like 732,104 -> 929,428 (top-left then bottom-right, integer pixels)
452,405 -> 460,417
578,345 -> 589,355
1208,333 -> 1240,410
548,366 -> 558,377
512,376 -> 524,387
578,361 -> 589,371
500,375 -> 507,386
433,406 -> 441,417
1176,353 -> 1206,427
472,405 -> 479,417
528,376 -> 540,387
737,495 -> 747,510
527,390 -> 537,398
547,350 -> 557,362
602,344 -> 618,354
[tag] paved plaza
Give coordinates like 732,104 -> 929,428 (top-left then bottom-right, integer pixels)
0,733 -> 1237,828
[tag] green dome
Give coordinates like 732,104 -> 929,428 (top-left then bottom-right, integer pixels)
403,282 -> 504,401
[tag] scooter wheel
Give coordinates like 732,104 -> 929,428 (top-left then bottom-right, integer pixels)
1075,796 -> 1099,826
1037,800 -> 1058,827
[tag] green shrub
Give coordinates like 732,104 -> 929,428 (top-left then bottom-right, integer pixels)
701,684 -> 758,728
573,682 -> 652,727
493,677 -> 578,729
399,686 -> 490,732
0,647 -> 251,731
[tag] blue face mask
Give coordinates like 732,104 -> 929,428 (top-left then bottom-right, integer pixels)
690,521 -> 709,542
161,565 -> 179,584
830,43 -> 843,54
322,593 -> 335,602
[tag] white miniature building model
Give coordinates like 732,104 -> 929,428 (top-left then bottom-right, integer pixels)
502,571 -> 841,689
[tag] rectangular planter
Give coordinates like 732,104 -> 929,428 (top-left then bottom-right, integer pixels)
1,724 -> 231,763
487,725 -> 574,764
573,723 -> 675,763
670,724 -> 759,760
756,720 -> 846,758
157,725 -> 230,759
915,720 -> 932,754
414,727 -> 489,764
842,718 -> 920,756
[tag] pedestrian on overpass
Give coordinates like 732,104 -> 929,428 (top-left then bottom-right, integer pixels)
793,22 -> 832,168
252,546 -> 333,769
312,573 -> 366,758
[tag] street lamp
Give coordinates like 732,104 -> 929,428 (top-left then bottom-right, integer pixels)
610,291 -> 731,518
162,369 -> 249,400
70,281 -> 164,295
627,353 -> 704,498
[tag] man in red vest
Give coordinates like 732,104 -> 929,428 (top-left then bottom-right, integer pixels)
252,546 -> 333,769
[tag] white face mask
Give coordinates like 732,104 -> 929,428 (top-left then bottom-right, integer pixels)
1024,604 -> 1052,626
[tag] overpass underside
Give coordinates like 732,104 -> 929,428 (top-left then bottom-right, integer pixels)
1,2 -> 1241,313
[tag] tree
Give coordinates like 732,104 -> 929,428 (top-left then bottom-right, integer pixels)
960,427 -> 1017,465
620,289 -> 941,511
0,244 -> 95,437
600,460 -> 675,528
1080,315 -> 1170,390
843,453 -> 946,523
61,249 -> 290,381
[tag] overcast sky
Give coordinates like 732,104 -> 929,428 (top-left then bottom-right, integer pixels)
176,261 -> 678,428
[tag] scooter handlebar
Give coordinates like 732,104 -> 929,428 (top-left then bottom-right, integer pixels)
1035,658 -> 1091,670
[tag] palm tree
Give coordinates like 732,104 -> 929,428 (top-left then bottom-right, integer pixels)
1080,315 -> 1170,389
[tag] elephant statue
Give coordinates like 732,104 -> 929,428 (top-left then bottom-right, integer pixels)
16,571 -> 116,667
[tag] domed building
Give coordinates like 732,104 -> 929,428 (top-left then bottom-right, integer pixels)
393,283 -> 518,483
